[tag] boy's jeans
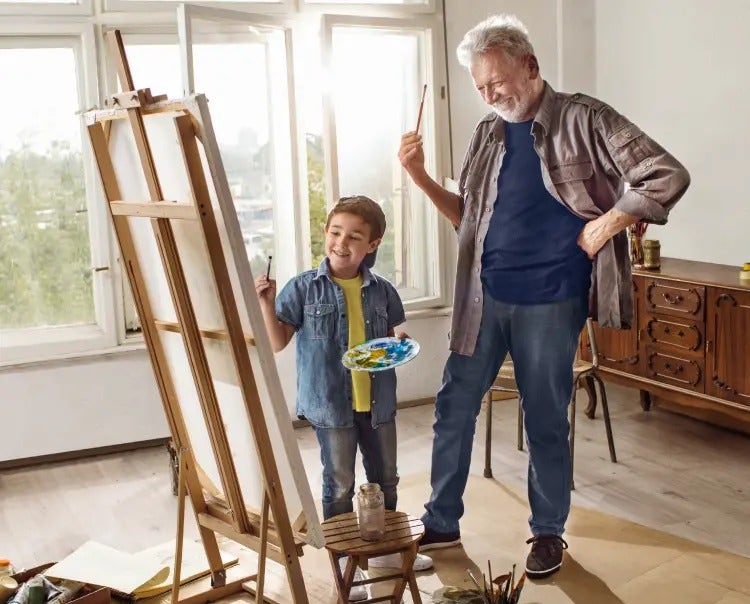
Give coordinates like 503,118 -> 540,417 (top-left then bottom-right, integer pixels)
422,293 -> 588,536
314,412 -> 399,520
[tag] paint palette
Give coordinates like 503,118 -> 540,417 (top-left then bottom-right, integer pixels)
342,337 -> 420,372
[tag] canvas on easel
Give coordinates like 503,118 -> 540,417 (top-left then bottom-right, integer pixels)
84,28 -> 322,604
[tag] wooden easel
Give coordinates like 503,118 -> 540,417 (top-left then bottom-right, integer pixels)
85,30 -> 311,603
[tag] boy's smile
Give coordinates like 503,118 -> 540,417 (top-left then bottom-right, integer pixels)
324,212 -> 380,279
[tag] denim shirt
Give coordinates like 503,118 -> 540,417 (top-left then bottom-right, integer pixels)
275,258 -> 406,429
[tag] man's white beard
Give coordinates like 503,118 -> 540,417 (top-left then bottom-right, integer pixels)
492,97 -> 531,123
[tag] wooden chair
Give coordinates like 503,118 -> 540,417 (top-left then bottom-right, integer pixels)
482,318 -> 617,489
322,511 -> 424,604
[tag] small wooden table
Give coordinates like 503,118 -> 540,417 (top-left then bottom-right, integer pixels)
322,510 -> 424,604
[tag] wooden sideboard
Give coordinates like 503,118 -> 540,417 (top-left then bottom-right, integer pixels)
580,258 -> 750,434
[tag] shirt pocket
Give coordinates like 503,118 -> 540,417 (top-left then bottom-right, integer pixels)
303,303 -> 336,340
608,123 -> 651,172
548,160 -> 599,218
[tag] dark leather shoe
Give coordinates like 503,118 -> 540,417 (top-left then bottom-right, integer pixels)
418,527 -> 461,551
525,534 -> 568,578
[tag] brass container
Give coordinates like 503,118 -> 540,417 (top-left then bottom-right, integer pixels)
642,239 -> 661,269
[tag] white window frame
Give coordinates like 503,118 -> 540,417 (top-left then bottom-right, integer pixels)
0,23 -> 119,364
104,0 -> 294,16
319,13 -> 451,309
176,4 -> 305,285
0,0 -> 92,18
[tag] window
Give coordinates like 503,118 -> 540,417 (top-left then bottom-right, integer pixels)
0,2 -> 449,364
0,30 -> 117,363
122,16 -> 296,286
321,15 -> 446,304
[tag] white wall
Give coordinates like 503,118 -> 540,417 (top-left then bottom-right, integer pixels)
1,350 -> 168,461
445,0 -> 596,176
0,313 -> 451,462
595,0 -> 750,266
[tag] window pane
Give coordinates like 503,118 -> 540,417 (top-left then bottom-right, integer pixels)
126,38 -> 280,279
0,46 -> 93,330
330,28 -> 427,290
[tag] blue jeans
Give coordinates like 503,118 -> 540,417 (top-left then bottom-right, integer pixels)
315,412 -> 399,520
422,293 -> 588,536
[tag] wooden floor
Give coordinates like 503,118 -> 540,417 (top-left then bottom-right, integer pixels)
2,382 -> 750,582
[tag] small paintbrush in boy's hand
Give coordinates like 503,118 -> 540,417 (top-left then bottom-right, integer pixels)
265,255 -> 273,280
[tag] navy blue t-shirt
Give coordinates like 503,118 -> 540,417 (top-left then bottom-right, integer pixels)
481,119 -> 592,304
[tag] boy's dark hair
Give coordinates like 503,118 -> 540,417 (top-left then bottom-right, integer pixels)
325,195 -> 386,241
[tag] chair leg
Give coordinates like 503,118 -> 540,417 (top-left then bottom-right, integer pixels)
592,373 -> 617,463
582,375 -> 598,419
569,385 -> 576,491
483,391 -> 493,478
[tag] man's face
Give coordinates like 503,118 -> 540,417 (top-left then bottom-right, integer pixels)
469,49 -> 540,122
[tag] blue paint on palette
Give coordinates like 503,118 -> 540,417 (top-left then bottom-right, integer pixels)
342,337 -> 420,372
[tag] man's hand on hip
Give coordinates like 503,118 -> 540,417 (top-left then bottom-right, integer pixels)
577,208 -> 640,259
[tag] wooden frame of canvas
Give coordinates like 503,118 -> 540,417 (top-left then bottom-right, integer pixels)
84,30 -> 320,604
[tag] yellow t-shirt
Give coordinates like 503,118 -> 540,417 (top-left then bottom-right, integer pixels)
333,274 -> 370,412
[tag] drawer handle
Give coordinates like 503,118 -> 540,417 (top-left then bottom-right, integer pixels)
663,292 -> 683,305
663,362 -> 684,373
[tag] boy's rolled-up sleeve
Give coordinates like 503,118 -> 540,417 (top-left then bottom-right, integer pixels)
275,278 -> 303,330
385,282 -> 406,330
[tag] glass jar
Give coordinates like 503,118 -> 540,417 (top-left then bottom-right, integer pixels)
356,483 -> 385,541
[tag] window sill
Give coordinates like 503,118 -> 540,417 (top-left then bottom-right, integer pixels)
0,309 -> 452,371
405,306 -> 452,320
0,340 -> 147,371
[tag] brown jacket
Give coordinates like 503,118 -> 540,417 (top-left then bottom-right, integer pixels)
451,82 -> 690,356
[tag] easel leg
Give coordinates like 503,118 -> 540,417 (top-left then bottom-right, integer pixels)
255,492 -> 270,603
171,448 -> 187,604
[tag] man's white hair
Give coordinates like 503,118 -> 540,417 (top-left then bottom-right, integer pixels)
456,14 -> 535,68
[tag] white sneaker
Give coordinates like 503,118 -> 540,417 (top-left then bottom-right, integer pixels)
368,552 -> 434,571
337,557 -> 369,601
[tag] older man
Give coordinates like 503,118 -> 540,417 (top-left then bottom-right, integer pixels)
399,14 -> 689,577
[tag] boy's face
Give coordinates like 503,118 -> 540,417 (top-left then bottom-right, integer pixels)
324,212 -> 380,278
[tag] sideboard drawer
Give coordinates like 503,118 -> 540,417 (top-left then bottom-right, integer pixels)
644,345 -> 705,393
640,314 -> 705,357
644,279 -> 705,320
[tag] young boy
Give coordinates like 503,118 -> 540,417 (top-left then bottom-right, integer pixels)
255,195 -> 432,600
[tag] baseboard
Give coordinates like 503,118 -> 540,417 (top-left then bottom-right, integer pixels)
2,399 -> 440,469
0,438 -> 170,470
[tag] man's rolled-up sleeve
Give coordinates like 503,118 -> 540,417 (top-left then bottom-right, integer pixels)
595,105 -> 690,224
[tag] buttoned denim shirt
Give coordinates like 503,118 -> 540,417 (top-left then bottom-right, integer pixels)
275,258 -> 406,429
450,82 -> 691,356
